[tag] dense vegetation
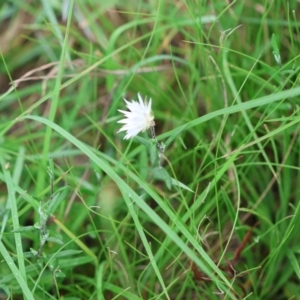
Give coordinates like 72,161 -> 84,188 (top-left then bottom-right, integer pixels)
1,1 -> 300,299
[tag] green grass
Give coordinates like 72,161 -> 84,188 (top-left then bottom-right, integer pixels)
1,1 -> 300,299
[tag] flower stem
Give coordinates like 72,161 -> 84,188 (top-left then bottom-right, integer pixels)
150,125 -> 165,167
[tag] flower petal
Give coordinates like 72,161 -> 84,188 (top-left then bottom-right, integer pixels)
117,94 -> 155,140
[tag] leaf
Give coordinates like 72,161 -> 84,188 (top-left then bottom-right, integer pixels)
271,33 -> 281,67
164,124 -> 188,148
46,236 -> 64,245
47,250 -> 83,259
30,248 -> 38,256
288,251 -> 300,280
48,258 -> 59,271
152,167 -> 172,190
133,135 -> 151,148
55,271 -> 66,278
170,178 -> 194,193
46,186 -> 70,216
11,226 -> 37,233
150,140 -> 159,166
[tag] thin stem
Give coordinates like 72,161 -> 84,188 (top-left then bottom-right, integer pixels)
149,125 -> 165,167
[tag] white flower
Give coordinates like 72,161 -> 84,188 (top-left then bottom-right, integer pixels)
118,93 -> 155,140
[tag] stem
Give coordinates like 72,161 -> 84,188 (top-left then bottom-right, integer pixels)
149,125 -> 165,167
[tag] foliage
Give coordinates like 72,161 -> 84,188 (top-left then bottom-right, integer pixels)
1,1 -> 300,299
